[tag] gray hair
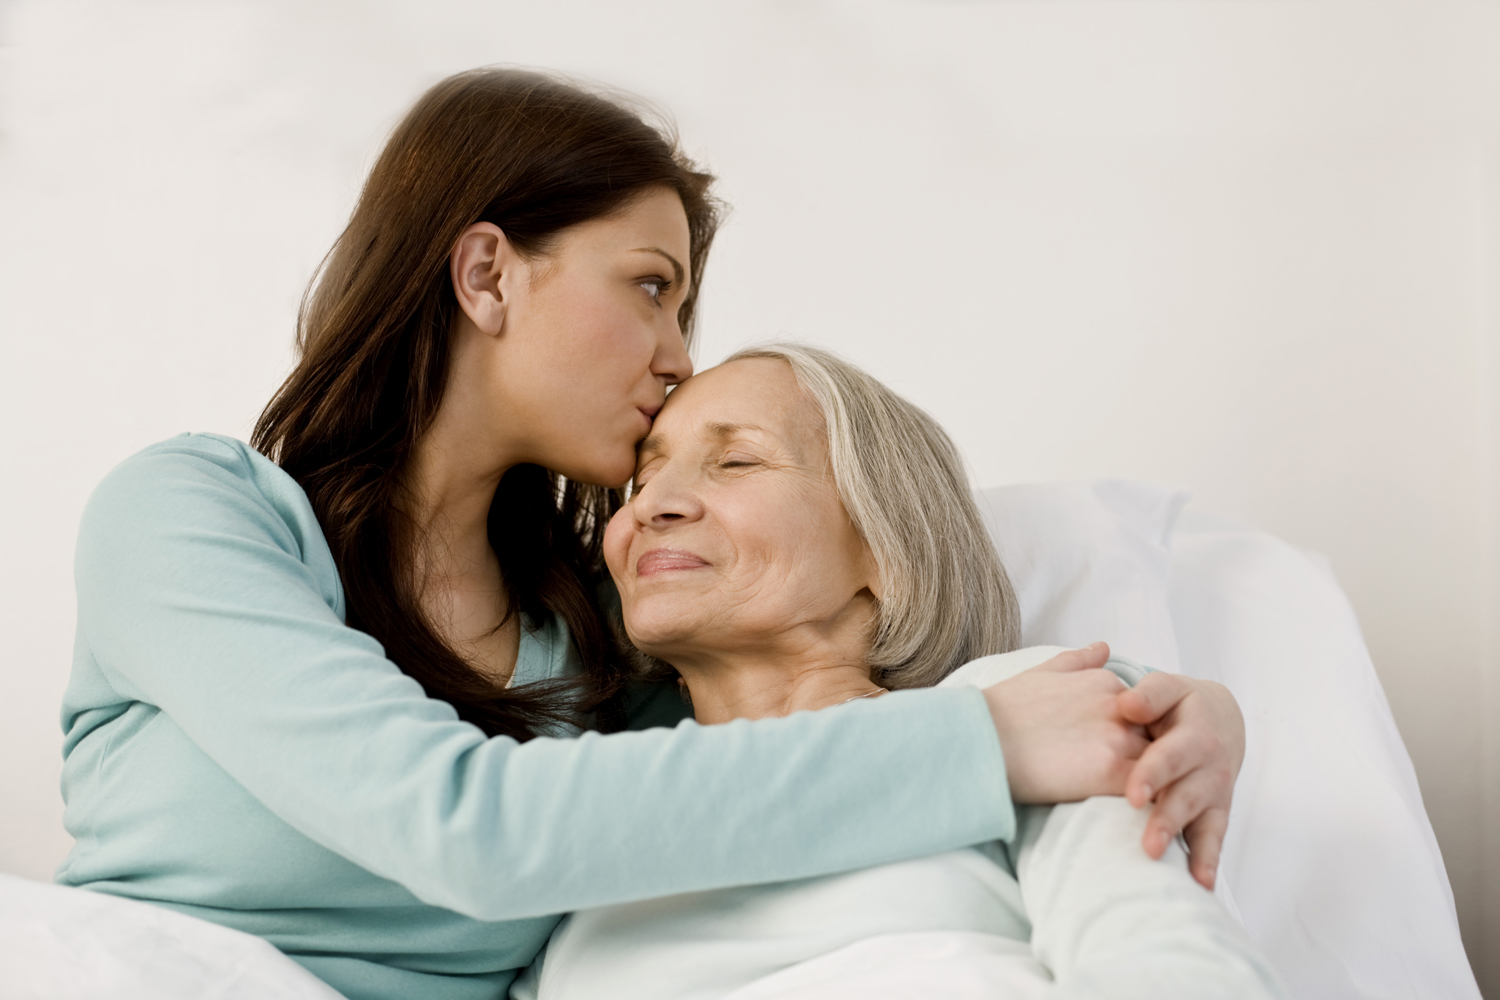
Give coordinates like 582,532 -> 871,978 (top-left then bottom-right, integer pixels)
718,343 -> 1021,688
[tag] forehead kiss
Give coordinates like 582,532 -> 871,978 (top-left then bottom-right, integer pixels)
635,359 -> 825,478
602,357 -> 878,659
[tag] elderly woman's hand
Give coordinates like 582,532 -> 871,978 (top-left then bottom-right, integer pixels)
1118,673 -> 1245,891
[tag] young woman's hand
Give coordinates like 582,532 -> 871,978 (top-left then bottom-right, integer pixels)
982,643 -> 1246,891
1117,673 -> 1245,891
982,643 -> 1149,805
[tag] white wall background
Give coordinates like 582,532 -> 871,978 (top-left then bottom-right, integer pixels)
1,0 -> 1496,991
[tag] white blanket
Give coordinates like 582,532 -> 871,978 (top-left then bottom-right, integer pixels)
519,647 -> 1284,1000
0,871 -> 342,1000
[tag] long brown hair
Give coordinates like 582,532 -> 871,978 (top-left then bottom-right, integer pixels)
252,68 -> 721,740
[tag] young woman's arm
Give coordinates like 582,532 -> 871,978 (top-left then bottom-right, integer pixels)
69,435 -> 1013,922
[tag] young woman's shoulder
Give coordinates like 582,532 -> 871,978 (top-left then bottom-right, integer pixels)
80,432 -> 341,615
93,432 -> 302,513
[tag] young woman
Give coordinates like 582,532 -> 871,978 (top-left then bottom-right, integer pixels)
56,68 -> 1243,1000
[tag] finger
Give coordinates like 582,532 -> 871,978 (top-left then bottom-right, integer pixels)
1116,672 -> 1191,727
1142,767 -> 1226,858
1089,721 -> 1154,799
1035,641 -> 1110,674
1118,727 -> 1153,767
1183,807 -> 1230,891
1123,722 -> 1214,808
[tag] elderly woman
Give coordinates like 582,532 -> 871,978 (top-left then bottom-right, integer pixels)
517,345 -> 1282,999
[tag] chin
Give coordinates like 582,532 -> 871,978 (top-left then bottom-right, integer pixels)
621,604 -> 700,655
560,453 -> 636,489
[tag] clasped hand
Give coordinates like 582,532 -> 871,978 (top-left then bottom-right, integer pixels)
982,643 -> 1243,890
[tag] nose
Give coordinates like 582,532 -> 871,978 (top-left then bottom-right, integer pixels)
652,311 -> 694,386
630,466 -> 705,529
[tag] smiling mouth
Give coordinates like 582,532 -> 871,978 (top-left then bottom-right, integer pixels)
636,548 -> 710,577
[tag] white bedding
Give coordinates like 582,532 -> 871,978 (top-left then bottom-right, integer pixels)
707,797 -> 1285,1000
0,481 -> 1477,999
1167,509 -> 1480,998
0,870 -> 342,1000
978,483 -> 1480,998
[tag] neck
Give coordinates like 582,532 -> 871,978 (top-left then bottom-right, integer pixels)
402,438 -> 507,583
398,352 -> 525,668
401,321 -> 524,585
394,321 -> 539,686
400,415 -> 521,686
673,640 -> 884,724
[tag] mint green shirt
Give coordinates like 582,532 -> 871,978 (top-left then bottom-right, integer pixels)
57,434 -> 1014,1000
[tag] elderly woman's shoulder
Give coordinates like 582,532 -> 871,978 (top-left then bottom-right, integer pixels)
939,647 -> 1156,691
939,647 -> 1075,689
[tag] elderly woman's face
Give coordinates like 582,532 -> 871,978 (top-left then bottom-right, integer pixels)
603,358 -> 879,662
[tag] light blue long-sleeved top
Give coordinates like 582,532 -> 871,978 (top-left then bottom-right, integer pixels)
57,434 -> 1015,1000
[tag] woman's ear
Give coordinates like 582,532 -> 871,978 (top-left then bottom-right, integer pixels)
862,544 -> 885,602
450,222 -> 519,336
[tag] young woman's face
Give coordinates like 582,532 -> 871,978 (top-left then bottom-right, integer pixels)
490,187 -> 694,487
602,358 -> 878,664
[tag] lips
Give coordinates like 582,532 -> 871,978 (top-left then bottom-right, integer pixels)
635,547 -> 710,577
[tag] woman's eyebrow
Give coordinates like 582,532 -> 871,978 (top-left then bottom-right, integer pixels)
707,421 -> 764,439
631,247 -> 685,286
639,422 -> 765,457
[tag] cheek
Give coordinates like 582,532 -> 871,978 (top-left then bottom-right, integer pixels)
602,508 -> 634,584
756,493 -> 867,602
552,283 -> 647,364
716,492 -> 836,604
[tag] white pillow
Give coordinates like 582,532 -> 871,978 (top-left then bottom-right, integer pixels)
974,480 -> 1188,671
1168,510 -> 1480,1000
976,482 -> 1480,999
